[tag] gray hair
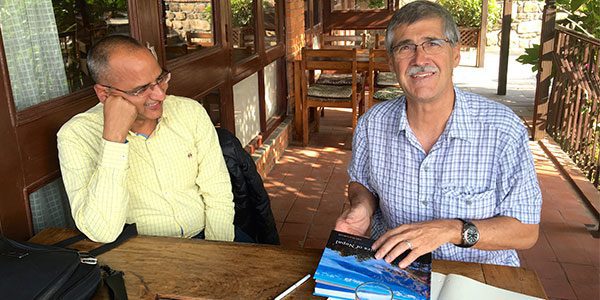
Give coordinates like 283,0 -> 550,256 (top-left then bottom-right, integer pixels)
86,35 -> 147,83
385,1 -> 460,55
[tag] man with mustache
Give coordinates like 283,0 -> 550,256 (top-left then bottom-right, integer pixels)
57,35 -> 235,243
335,1 -> 542,267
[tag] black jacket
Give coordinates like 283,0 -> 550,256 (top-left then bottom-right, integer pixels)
216,128 -> 280,245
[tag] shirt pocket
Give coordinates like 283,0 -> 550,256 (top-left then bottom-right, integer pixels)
437,186 -> 496,220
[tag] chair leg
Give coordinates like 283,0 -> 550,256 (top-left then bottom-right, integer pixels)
302,105 -> 309,146
315,107 -> 321,133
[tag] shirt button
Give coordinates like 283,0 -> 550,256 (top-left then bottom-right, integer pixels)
466,200 -> 472,205
421,201 -> 428,205
423,166 -> 429,172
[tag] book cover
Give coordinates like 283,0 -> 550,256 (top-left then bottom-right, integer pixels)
313,230 -> 432,300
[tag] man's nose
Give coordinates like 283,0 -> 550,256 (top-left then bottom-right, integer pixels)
148,83 -> 167,100
412,46 -> 429,64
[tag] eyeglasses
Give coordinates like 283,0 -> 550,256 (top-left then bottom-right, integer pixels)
100,68 -> 171,97
391,39 -> 451,59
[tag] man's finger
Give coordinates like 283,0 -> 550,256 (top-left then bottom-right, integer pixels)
383,239 -> 412,264
398,249 -> 421,269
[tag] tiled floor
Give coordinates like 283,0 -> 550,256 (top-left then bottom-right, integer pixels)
263,107 -> 599,300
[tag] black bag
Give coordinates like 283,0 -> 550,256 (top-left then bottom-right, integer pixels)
0,224 -> 136,300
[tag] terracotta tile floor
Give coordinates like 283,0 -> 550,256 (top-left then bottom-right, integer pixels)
263,108 -> 600,300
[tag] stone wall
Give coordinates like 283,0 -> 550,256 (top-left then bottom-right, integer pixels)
486,0 -> 544,51
164,0 -> 213,43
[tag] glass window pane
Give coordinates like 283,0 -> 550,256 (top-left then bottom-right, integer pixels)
233,73 -> 260,146
163,0 -> 216,61
29,178 -> 75,234
231,0 -> 256,63
313,0 -> 320,26
304,0 -> 310,29
0,0 -> 129,111
264,59 -> 282,120
263,0 -> 278,48
331,0 -> 387,10
198,89 -> 221,127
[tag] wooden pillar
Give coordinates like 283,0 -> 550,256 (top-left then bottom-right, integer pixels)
497,0 -> 512,95
476,0 -> 488,68
532,0 -> 556,140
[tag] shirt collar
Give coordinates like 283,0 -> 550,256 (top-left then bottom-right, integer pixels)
396,87 -> 475,142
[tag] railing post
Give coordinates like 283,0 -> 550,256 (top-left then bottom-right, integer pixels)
532,0 -> 556,140
477,0 -> 488,68
497,0 -> 512,95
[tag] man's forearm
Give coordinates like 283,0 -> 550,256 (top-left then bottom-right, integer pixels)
437,216 -> 539,250
471,216 -> 539,250
59,138 -> 130,243
348,181 -> 378,215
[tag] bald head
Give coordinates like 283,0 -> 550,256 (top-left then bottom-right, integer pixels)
86,35 -> 150,84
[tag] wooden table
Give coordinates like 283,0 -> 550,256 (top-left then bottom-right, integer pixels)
30,228 -> 547,299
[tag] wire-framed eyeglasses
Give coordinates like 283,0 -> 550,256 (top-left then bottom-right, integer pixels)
100,68 -> 171,97
391,39 -> 451,59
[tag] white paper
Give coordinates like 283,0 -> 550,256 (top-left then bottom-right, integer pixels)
430,272 -> 544,300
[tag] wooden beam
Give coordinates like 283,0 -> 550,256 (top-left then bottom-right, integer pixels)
477,0 -> 488,68
532,0 -> 556,140
497,0 -> 512,95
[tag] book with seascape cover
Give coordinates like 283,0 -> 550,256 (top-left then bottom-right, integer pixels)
313,230 -> 432,300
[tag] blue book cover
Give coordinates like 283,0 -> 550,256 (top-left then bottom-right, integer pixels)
313,230 -> 432,300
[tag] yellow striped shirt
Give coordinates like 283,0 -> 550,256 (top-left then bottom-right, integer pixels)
57,95 -> 234,243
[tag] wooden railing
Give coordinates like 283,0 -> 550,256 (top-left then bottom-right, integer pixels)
547,26 -> 600,188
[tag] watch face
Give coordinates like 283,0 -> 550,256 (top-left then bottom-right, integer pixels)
464,226 -> 479,245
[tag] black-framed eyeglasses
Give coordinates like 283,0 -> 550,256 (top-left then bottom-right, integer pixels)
100,68 -> 171,97
391,39 -> 451,59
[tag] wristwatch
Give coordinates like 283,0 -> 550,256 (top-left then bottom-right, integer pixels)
456,218 -> 479,248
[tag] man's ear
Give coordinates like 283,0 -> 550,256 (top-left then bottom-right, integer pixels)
452,43 -> 461,68
93,84 -> 109,103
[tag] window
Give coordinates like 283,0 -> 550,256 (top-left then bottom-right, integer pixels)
162,0 -> 216,61
0,0 -> 129,110
198,89 -> 222,127
313,0 -> 320,26
263,0 -> 278,48
331,0 -> 387,10
304,0 -> 310,29
231,0 -> 256,62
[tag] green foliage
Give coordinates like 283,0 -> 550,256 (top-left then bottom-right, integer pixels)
368,0 -> 386,9
517,0 -> 600,71
52,0 -> 128,33
516,44 -> 541,72
438,0 -> 501,29
231,0 -> 253,28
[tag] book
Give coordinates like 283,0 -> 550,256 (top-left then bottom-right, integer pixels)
429,272 -> 544,300
313,230 -> 432,300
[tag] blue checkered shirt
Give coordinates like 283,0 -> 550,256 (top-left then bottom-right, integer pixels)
349,87 -> 542,267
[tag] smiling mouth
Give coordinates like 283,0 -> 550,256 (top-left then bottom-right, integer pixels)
144,101 -> 161,108
411,72 -> 435,78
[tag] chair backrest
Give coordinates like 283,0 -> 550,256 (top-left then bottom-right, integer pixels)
320,33 -> 366,49
374,33 -> 386,50
368,48 -> 391,73
302,48 -> 358,74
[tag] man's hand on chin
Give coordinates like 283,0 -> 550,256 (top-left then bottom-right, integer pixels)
102,95 -> 138,143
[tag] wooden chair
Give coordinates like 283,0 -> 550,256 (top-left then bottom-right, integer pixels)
300,48 -> 364,146
320,32 -> 367,49
367,48 -> 404,109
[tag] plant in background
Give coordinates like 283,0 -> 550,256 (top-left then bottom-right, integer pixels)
368,0 -> 386,9
438,0 -> 501,29
231,0 -> 253,28
517,0 -> 599,71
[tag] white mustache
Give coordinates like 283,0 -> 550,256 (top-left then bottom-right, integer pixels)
407,65 -> 439,76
